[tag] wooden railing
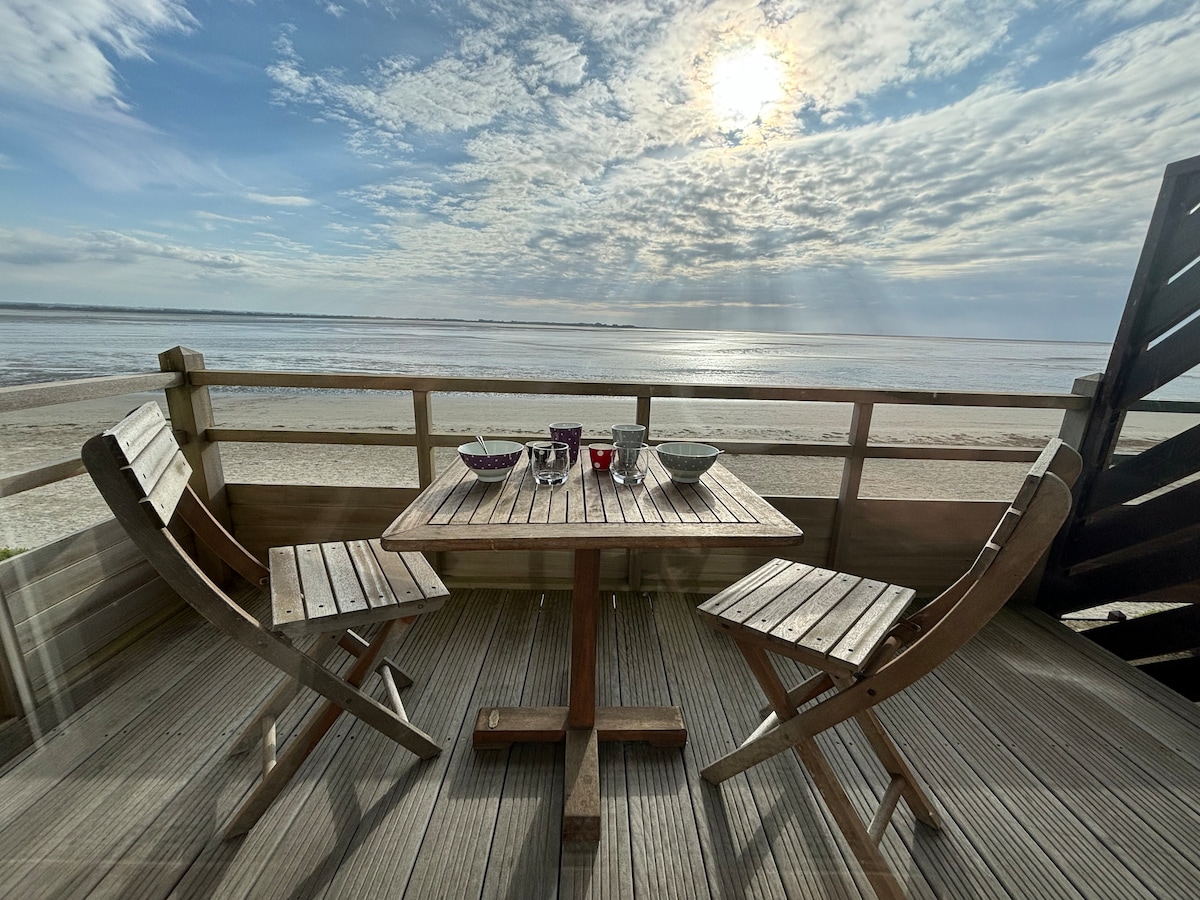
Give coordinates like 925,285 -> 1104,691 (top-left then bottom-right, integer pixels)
5,347 -> 1199,724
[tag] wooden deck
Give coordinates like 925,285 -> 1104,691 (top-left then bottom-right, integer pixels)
1,588 -> 1198,899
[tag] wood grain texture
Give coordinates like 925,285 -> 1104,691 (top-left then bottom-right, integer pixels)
382,456 -> 803,553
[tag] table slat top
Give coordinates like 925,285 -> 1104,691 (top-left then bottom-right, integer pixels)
381,455 -> 803,552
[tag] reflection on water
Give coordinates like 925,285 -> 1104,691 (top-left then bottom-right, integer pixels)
3,306 -> 1194,399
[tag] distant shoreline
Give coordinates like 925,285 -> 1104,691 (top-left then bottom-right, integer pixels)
0,301 -> 640,331
0,301 -> 1111,347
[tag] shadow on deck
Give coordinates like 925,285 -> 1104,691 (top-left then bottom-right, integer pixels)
1,588 -> 1198,899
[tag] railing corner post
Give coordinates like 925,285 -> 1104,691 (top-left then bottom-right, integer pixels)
830,401 -> 873,570
159,347 -> 233,580
1058,373 -> 1101,449
412,390 -> 435,489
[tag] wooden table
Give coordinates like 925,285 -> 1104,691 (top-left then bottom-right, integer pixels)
381,451 -> 803,841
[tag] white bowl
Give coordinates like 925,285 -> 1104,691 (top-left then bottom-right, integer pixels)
655,441 -> 720,483
458,440 -> 524,482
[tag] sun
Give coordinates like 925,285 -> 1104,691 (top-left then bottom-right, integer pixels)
710,43 -> 785,132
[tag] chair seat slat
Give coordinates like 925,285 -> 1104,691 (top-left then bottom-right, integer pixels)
798,577 -> 895,664
269,547 -> 306,631
295,543 -> 339,624
369,541 -> 451,615
321,541 -> 370,615
349,540 -> 398,609
698,558 -> 806,619
768,578 -> 873,648
733,566 -> 836,633
830,583 -> 915,669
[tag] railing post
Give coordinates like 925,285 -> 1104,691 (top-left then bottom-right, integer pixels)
413,390 -> 435,489
159,347 -> 230,522
829,402 -> 873,570
636,395 -> 652,440
627,393 -> 653,588
159,346 -> 232,580
1058,374 -> 1101,449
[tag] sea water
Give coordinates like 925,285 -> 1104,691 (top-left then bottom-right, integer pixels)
1,305 -> 1195,400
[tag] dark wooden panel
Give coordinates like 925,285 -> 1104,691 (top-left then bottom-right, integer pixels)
1059,531 -> 1200,605
1120,310 -> 1200,405
1066,480 -> 1200,568
1042,155 -> 1200,625
1086,603 -> 1200,661
1147,203 -> 1200,288
1084,418 -> 1200,514
1138,656 -> 1200,701
1141,257 -> 1200,344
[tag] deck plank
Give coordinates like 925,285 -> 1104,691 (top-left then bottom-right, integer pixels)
0,620 -> 279,896
617,591 -> 710,900
281,588 -> 499,900
941,629 -> 1200,895
0,595 -> 1199,899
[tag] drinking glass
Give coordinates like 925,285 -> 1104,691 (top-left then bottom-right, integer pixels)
530,440 -> 570,485
611,442 -> 649,485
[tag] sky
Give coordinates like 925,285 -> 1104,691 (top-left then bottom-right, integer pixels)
1,1 -> 1198,341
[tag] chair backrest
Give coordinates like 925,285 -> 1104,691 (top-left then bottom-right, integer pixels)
897,438 -> 1081,644
99,401 -> 194,529
801,438 -> 1080,737
82,402 -> 269,598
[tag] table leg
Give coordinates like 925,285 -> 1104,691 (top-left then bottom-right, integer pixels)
568,548 -> 600,729
471,547 -> 687,842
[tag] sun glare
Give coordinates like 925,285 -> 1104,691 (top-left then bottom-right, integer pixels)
710,44 -> 785,132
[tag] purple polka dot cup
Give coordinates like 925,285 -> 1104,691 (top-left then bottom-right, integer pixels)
549,422 -> 583,465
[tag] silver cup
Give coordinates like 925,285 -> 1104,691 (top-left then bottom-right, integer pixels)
611,423 -> 646,445
530,440 -> 570,485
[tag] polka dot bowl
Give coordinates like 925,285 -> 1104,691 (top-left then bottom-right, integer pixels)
458,440 -> 524,482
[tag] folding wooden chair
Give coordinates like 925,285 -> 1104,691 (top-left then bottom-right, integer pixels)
697,438 -> 1081,899
82,403 -> 449,838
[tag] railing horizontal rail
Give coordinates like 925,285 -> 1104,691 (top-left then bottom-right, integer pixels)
206,427 -> 418,447
190,370 -> 1089,409
0,456 -> 87,498
0,373 -> 182,414
7,366 -> 1198,505
205,427 -> 1049,464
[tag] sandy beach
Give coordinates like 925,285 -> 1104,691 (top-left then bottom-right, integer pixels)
3,390 -> 1195,552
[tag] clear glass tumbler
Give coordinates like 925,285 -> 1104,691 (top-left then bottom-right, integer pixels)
610,441 -> 649,485
530,440 -> 570,485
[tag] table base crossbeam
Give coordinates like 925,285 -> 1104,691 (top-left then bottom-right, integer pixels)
473,704 -> 687,842
472,705 -> 686,749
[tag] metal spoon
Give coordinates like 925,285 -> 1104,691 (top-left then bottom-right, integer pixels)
476,434 -> 489,453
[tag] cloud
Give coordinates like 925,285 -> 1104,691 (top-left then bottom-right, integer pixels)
0,226 -> 247,270
246,192 -> 315,207
262,0 -> 1196,313
0,1 -> 215,190
0,0 -> 195,110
